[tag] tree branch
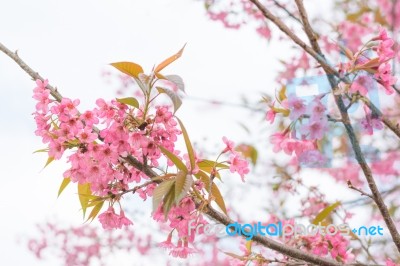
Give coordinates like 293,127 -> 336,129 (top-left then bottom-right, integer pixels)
248,0 -> 340,77
270,0 -> 301,24
294,0 -> 321,55
294,1 -> 400,253
0,42 -> 63,102
247,0 -> 400,253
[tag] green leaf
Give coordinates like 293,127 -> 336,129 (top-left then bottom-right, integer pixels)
133,76 -> 149,95
162,187 -> 176,218
86,201 -> 104,223
177,118 -> 196,172
197,160 -> 225,180
211,183 -> 227,215
43,156 -> 55,169
312,201 -> 341,225
152,179 -> 175,212
198,160 -> 229,169
116,97 -> 140,108
33,148 -> 49,154
86,197 -> 105,207
78,183 -> 92,218
155,44 -> 186,73
110,62 -> 144,78
197,165 -> 221,179
165,75 -> 185,92
158,145 -> 188,173
156,87 -> 182,113
57,177 -> 71,198
174,171 -> 193,203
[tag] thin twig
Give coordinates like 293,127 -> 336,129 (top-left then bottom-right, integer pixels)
347,180 -> 373,199
343,185 -> 400,207
248,0 -> 340,77
270,0 -> 301,24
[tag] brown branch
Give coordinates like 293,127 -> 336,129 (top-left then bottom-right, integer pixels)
335,96 -> 400,253
248,0 -> 340,77
297,1 -> 400,253
248,0 -> 400,253
294,0 -> 321,55
270,0 -> 301,24
0,42 -> 63,102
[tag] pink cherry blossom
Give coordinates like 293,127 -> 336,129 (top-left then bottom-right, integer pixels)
222,136 -> 235,153
308,98 -> 327,120
77,127 -> 98,143
350,75 -> 373,96
361,115 -> 383,135
300,117 -> 329,140
286,94 -> 306,120
228,153 -> 249,181
256,25 -> 271,39
98,206 -> 120,230
169,239 -> 196,258
158,233 -> 175,249
386,259 -> 399,266
118,210 -> 133,227
298,150 -> 327,167
265,109 -> 276,124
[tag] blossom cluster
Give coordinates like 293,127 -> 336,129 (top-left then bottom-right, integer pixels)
33,79 -> 180,198
32,73 -> 251,255
345,28 -> 397,96
222,136 -> 250,181
98,206 -> 133,230
267,93 -> 329,167
154,197 -> 201,258
32,78 -> 183,230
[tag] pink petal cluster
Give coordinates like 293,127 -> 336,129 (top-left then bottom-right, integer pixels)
98,206 -> 133,230
297,150 -> 328,168
270,132 -> 316,156
302,231 -> 352,262
349,75 -> 374,96
338,20 -> 373,51
32,80 -> 182,197
375,62 -> 397,94
221,136 -> 250,181
299,97 -> 329,141
360,106 -> 383,135
153,197 -> 201,258
286,94 -> 307,120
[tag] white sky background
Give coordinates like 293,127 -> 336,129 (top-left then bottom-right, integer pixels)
0,0 -> 354,265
